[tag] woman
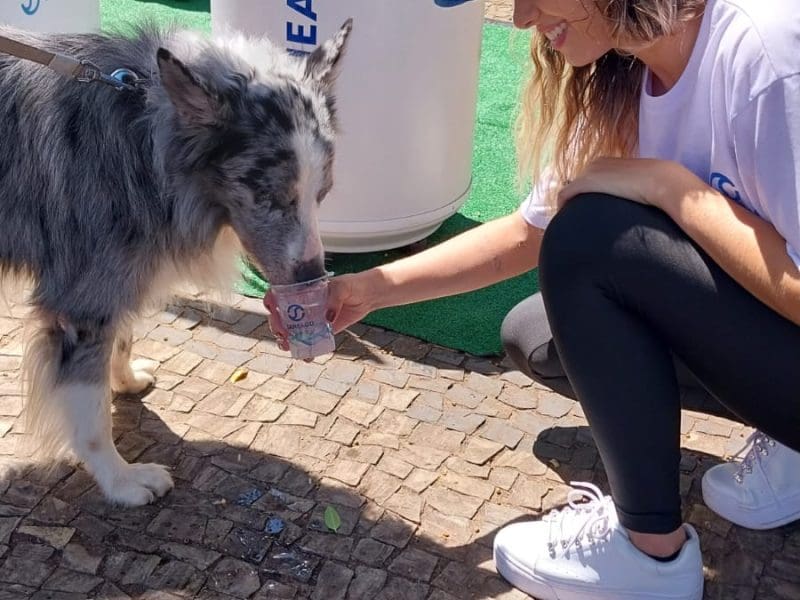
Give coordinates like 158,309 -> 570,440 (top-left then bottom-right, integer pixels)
267,1 -> 800,597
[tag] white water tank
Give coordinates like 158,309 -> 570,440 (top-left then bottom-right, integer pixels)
212,0 -> 485,252
0,0 -> 100,33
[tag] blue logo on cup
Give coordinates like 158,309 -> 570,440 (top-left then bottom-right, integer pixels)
287,304 -> 305,322
21,0 -> 42,16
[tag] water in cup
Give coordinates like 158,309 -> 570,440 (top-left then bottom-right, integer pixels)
271,275 -> 336,359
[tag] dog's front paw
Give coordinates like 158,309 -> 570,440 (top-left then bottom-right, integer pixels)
104,462 -> 174,506
130,358 -> 160,375
112,359 -> 159,394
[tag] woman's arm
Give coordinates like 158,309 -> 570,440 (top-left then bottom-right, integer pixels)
363,211 -> 542,310
309,211 -> 543,334
660,164 -> 800,325
266,211 -> 542,340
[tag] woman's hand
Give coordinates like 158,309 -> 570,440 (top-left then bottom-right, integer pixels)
264,271 -> 379,351
557,158 -> 695,212
325,272 -> 379,333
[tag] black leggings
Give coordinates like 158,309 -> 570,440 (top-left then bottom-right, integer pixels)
501,193 -> 800,534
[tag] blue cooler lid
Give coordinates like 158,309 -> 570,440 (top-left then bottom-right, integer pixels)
434,0 -> 476,6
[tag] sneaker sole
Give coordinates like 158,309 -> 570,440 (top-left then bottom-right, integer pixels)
702,482 -> 800,530
494,547 -> 703,600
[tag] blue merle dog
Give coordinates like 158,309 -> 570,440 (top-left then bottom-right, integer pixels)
0,20 -> 352,505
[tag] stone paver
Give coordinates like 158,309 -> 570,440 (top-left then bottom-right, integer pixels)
0,4 -> 794,599
0,275 -> 790,600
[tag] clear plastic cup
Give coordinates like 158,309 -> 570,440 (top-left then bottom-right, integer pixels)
270,274 -> 336,359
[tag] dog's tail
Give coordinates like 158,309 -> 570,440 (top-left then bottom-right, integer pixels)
21,313 -> 74,461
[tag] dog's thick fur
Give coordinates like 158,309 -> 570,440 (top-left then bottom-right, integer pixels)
0,21 -> 351,505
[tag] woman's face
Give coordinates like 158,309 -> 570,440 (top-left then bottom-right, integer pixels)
513,0 -> 616,66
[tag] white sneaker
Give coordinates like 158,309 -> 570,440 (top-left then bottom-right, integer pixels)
702,431 -> 800,529
493,482 -> 704,600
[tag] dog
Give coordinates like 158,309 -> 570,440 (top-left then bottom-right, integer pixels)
0,19 -> 352,506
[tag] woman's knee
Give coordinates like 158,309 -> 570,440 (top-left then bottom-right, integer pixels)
500,293 -> 566,381
500,298 -> 537,378
540,194 -> 621,270
539,193 -> 676,295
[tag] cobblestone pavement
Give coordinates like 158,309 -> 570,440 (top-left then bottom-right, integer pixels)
1,285 -> 798,600
1,3 -> 799,600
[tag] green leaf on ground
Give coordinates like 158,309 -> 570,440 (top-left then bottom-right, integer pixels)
324,505 -> 342,533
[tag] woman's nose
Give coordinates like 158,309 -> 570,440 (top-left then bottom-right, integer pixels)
513,1 -> 540,30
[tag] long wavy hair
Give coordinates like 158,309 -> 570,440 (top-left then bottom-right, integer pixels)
516,0 -> 705,195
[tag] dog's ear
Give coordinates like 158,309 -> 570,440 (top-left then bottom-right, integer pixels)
304,18 -> 353,90
157,48 -> 221,127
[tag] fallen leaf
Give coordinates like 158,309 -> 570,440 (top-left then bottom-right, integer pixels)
229,368 -> 248,383
324,505 -> 342,533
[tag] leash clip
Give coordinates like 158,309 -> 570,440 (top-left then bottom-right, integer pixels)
76,60 -> 142,91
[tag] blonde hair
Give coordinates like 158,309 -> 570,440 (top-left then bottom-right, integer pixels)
516,0 -> 705,192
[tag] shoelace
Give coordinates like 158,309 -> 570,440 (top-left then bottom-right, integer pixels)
733,431 -> 776,484
545,481 -> 612,558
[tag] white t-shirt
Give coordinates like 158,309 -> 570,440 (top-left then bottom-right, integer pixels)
519,0 -> 800,268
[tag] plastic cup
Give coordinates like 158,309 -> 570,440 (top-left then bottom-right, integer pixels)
271,275 -> 336,359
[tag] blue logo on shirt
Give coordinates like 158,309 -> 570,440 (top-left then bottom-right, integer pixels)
21,0 -> 42,16
710,172 -> 742,203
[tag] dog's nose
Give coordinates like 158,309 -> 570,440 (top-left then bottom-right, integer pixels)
293,259 -> 326,283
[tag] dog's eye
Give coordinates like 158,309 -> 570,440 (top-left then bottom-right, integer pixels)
284,192 -> 299,208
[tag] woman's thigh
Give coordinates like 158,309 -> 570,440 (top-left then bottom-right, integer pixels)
536,193 -> 800,449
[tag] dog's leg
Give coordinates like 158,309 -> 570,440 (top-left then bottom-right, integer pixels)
25,318 -> 173,506
110,323 -> 159,394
